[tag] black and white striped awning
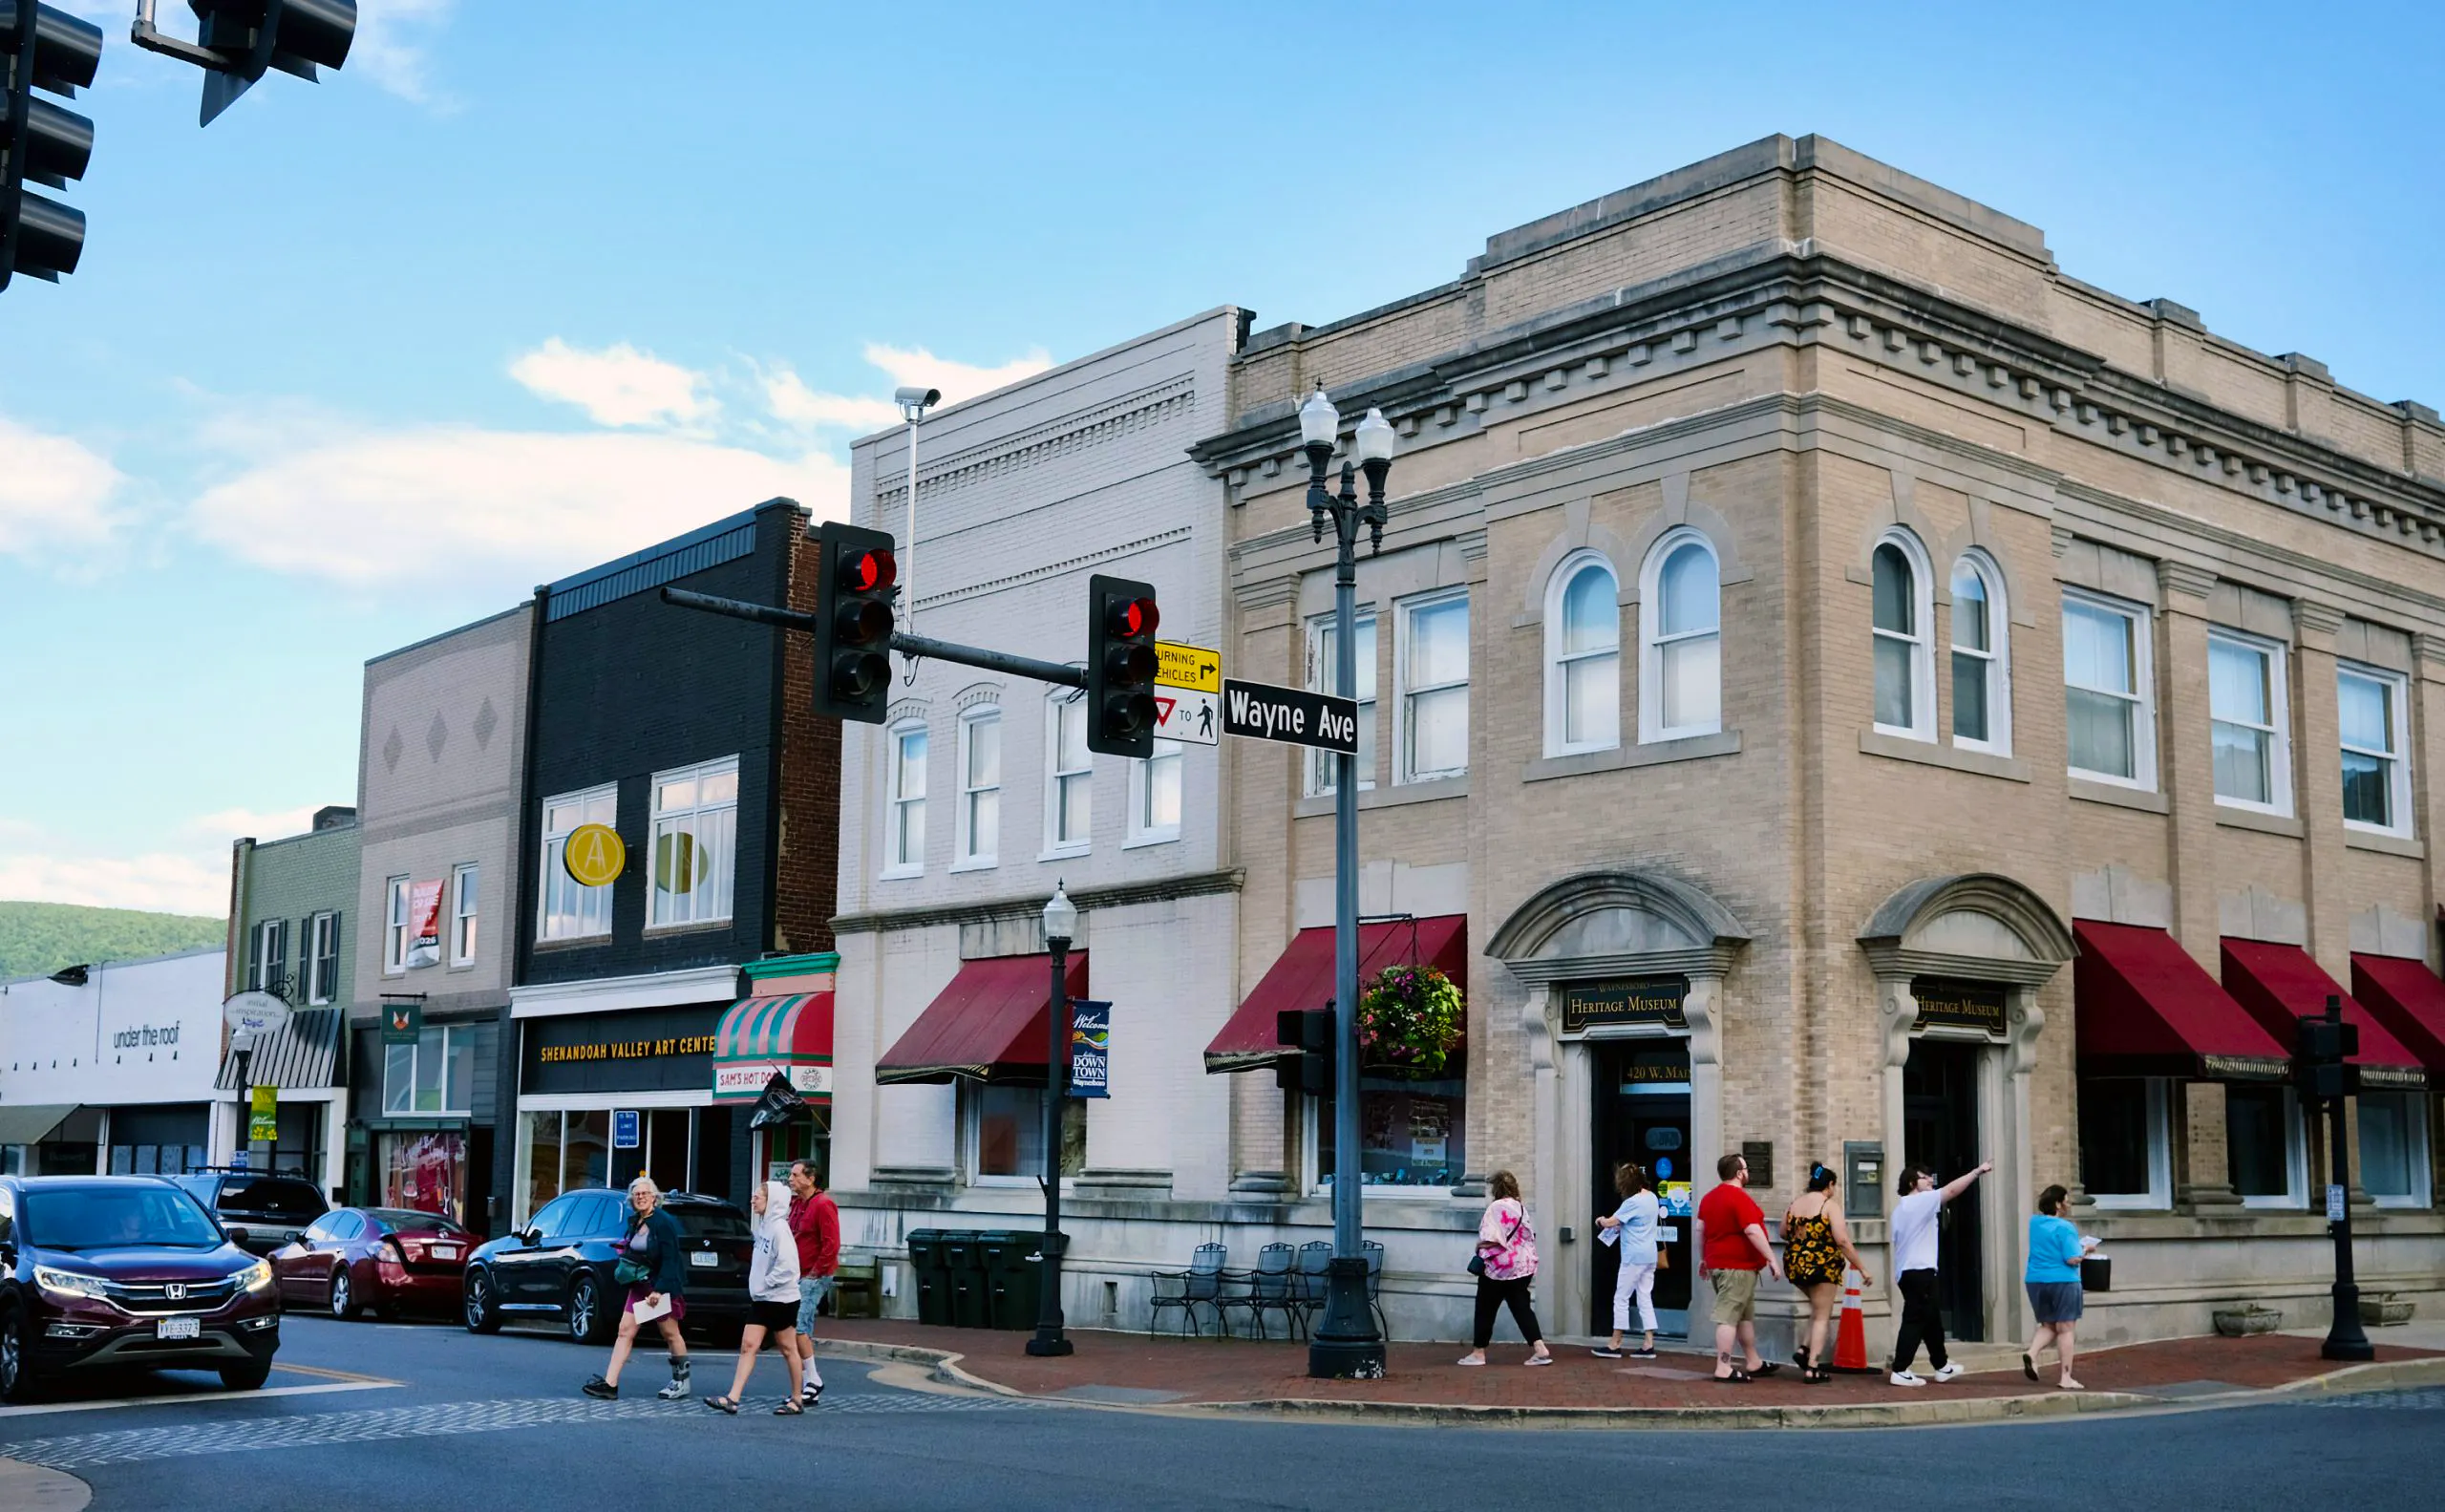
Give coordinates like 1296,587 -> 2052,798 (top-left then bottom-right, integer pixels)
214,1008 -> 343,1091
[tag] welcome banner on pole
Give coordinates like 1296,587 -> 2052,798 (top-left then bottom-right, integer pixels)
1068,1001 -> 1111,1097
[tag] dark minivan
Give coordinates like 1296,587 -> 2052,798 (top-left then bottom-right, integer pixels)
461,1188 -> 750,1345
0,1176 -> 282,1402
172,1170 -> 330,1256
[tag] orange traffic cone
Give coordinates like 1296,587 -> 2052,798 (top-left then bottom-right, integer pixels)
1833,1266 -> 1871,1373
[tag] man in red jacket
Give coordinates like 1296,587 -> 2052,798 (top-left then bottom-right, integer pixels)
786,1160 -> 840,1406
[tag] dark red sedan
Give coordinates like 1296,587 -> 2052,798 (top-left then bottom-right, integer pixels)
271,1207 -> 475,1320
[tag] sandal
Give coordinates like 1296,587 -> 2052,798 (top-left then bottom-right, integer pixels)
1805,1365 -> 1833,1385
1714,1368 -> 1752,1384
773,1398 -> 804,1416
1751,1362 -> 1783,1377
702,1395 -> 738,1415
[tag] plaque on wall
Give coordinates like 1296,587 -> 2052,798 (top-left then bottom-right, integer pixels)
1558,976 -> 1690,1034
1910,976 -> 2009,1036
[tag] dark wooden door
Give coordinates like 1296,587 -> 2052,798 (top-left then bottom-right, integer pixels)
1903,1038 -> 1985,1342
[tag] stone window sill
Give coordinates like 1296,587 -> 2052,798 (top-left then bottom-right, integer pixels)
1294,776 -> 1468,818
2214,805 -> 2304,839
2069,777 -> 2169,814
1857,729 -> 2028,782
1523,729 -> 1742,783
2345,828 -> 2425,860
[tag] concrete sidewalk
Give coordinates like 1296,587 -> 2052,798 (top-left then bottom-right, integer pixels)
811,1316 -> 2445,1427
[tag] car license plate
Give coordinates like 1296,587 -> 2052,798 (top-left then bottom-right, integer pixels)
432,1245 -> 458,1261
689,1251 -> 718,1268
157,1317 -> 201,1341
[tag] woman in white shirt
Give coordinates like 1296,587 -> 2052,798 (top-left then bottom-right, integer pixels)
703,1180 -> 806,1416
1592,1161 -> 1662,1360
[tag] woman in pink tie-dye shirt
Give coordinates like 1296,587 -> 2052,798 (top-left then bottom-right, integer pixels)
1456,1170 -> 1553,1367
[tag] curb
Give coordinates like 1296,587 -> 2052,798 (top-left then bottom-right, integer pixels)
811,1334 -> 2445,1427
0,1458 -> 90,1511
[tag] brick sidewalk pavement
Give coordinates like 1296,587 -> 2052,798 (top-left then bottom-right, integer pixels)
813,1316 -> 2441,1412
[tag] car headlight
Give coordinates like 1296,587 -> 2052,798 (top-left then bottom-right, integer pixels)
33,1266 -> 110,1301
237,1259 -> 275,1293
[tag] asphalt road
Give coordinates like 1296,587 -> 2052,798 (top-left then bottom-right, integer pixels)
0,1317 -> 2437,1511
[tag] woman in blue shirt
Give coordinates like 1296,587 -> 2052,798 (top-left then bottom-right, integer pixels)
1591,1161 -> 1661,1360
2024,1182 -> 2090,1390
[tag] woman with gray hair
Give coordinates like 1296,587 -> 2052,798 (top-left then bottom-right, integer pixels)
582,1175 -> 691,1401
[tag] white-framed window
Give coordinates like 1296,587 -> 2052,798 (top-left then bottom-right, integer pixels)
1306,610 -> 1377,795
384,876 -> 413,972
648,756 -> 738,926
963,1083 -> 1083,1184
1871,530 -> 1934,740
2338,664 -> 2413,835
1394,588 -> 1470,783
1545,552 -> 1620,755
2077,1075 -> 2169,1208
249,917 -> 288,995
884,724 -> 928,877
2063,590 -> 2157,788
2356,1090 -> 2432,1207
1948,551 -> 2010,753
306,911 -> 339,1005
1128,739 -> 1183,846
539,785 -> 618,941
2208,629 -> 2291,815
1045,691 -> 1093,855
2227,1082 -> 2307,1208
1639,531 -> 1721,744
449,864 -> 479,967
382,1023 -> 477,1117
954,709 -> 1000,869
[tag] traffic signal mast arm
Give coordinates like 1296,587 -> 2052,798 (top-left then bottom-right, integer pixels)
658,586 -> 1089,692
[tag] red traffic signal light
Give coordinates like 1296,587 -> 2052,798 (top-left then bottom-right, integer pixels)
1086,574 -> 1160,758
813,522 -> 898,723
838,546 -> 896,595
1106,595 -> 1158,640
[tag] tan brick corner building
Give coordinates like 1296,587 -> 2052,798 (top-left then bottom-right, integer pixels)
1193,134 -> 2445,1351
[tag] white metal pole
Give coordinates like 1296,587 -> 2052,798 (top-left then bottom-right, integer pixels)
904,418 -> 920,635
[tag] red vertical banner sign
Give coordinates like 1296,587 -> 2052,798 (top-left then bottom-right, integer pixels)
407,880 -> 444,968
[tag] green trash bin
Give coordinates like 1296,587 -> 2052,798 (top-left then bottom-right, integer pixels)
906,1229 -> 953,1328
944,1232 -> 990,1329
981,1229 -> 1055,1331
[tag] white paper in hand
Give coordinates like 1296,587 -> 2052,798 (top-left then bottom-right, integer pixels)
629,1292 -> 673,1324
1598,1225 -> 1620,1248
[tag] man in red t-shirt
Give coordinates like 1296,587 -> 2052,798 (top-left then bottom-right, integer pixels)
1694,1150 -> 1781,1381
785,1160 -> 841,1405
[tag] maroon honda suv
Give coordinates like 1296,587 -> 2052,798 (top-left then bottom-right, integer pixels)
0,1175 -> 282,1402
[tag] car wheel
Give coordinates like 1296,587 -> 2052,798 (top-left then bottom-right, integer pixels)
0,1309 -> 38,1405
567,1273 -> 610,1346
463,1269 -> 501,1334
329,1267 -> 361,1321
218,1357 -> 273,1392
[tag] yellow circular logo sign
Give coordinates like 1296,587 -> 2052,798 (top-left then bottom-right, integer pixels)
563,822 -> 626,887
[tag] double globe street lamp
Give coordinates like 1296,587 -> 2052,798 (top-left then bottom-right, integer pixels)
1029,882 -> 1080,1357
1297,386 -> 1395,1378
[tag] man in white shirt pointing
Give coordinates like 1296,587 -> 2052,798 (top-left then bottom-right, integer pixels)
1887,1158 -> 1990,1386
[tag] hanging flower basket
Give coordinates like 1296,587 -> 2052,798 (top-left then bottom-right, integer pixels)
1355,964 -> 1465,1077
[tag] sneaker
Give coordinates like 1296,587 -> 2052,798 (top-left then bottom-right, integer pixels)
657,1378 -> 691,1401
582,1377 -> 618,1400
1456,1354 -> 1485,1367
1524,1353 -> 1554,1367
1889,1370 -> 1926,1387
1630,1348 -> 1658,1360
1932,1362 -> 1965,1383
1590,1347 -> 1624,1359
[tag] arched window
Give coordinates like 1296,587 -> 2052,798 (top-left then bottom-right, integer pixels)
1544,554 -> 1620,755
1639,529 -> 1720,742
1948,552 -> 2010,753
1871,531 -> 1933,739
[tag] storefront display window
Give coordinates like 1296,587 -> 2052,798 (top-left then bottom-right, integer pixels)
2356,1091 -> 2430,1206
1316,1077 -> 1466,1190
967,1085 -> 1082,1182
2077,1076 -> 2168,1208
381,1130 -> 466,1220
522,1109 -> 611,1220
760,1107 -> 831,1186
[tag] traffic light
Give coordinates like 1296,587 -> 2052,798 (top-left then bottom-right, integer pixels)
0,0 -> 101,290
2293,995 -> 2361,1102
1085,573 -> 1159,757
1274,1006 -> 1335,1095
813,521 -> 897,723
186,0 -> 357,125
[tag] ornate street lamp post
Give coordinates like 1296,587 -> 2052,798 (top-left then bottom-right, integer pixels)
1029,882 -> 1080,1357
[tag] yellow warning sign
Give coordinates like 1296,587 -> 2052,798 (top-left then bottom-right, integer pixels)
1156,641 -> 1221,693
563,822 -> 627,887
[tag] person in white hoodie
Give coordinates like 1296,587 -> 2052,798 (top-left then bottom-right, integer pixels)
703,1180 -> 806,1416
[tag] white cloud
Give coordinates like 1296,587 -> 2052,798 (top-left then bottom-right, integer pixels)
0,848 -> 230,918
511,338 -> 715,429
760,369 -> 904,432
862,342 -> 1054,406
0,415 -> 125,561
188,424 -> 846,590
351,0 -> 455,106
184,806 -> 320,842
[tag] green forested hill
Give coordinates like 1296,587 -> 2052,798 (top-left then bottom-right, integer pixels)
0,901 -> 225,981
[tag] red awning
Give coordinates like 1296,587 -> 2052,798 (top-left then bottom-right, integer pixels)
2351,954 -> 2445,1075
2073,921 -> 2288,1080
875,952 -> 1089,1086
2221,939 -> 2427,1090
1203,915 -> 1469,1074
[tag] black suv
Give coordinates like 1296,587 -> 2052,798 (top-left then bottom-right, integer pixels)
0,1177 -> 282,1402
462,1189 -> 750,1345
172,1171 -> 329,1257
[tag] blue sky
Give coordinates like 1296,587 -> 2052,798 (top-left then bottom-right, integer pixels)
2,2 -> 2438,915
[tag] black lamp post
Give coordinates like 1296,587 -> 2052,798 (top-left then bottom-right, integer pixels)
1028,882 -> 1079,1357
2314,996 -> 2373,1361
1299,387 -> 1395,1379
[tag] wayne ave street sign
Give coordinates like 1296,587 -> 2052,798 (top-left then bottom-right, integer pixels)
1222,678 -> 1358,754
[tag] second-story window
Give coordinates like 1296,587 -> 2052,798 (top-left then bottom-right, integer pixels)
2208,630 -> 2289,814
384,877 -> 412,971
539,785 -> 618,941
449,864 -> 479,966
1307,611 -> 1377,795
252,917 -> 289,993
649,757 -> 737,927
1641,532 -> 1721,743
1046,691 -> 1092,853
1396,589 -> 1470,784
2062,591 -> 2155,788
2339,665 -> 2412,834
1871,533 -> 1933,739
307,911 -> 339,1004
1546,555 -> 1620,755
1949,552 -> 2010,753
956,709 -> 1000,867
885,724 -> 927,875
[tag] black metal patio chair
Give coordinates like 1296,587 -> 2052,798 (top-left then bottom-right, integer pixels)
1289,1239 -> 1333,1336
1362,1238 -> 1390,1338
1223,1242 -> 1301,1340
1149,1242 -> 1233,1338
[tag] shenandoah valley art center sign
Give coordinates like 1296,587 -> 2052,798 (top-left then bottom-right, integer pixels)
522,1005 -> 724,1096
